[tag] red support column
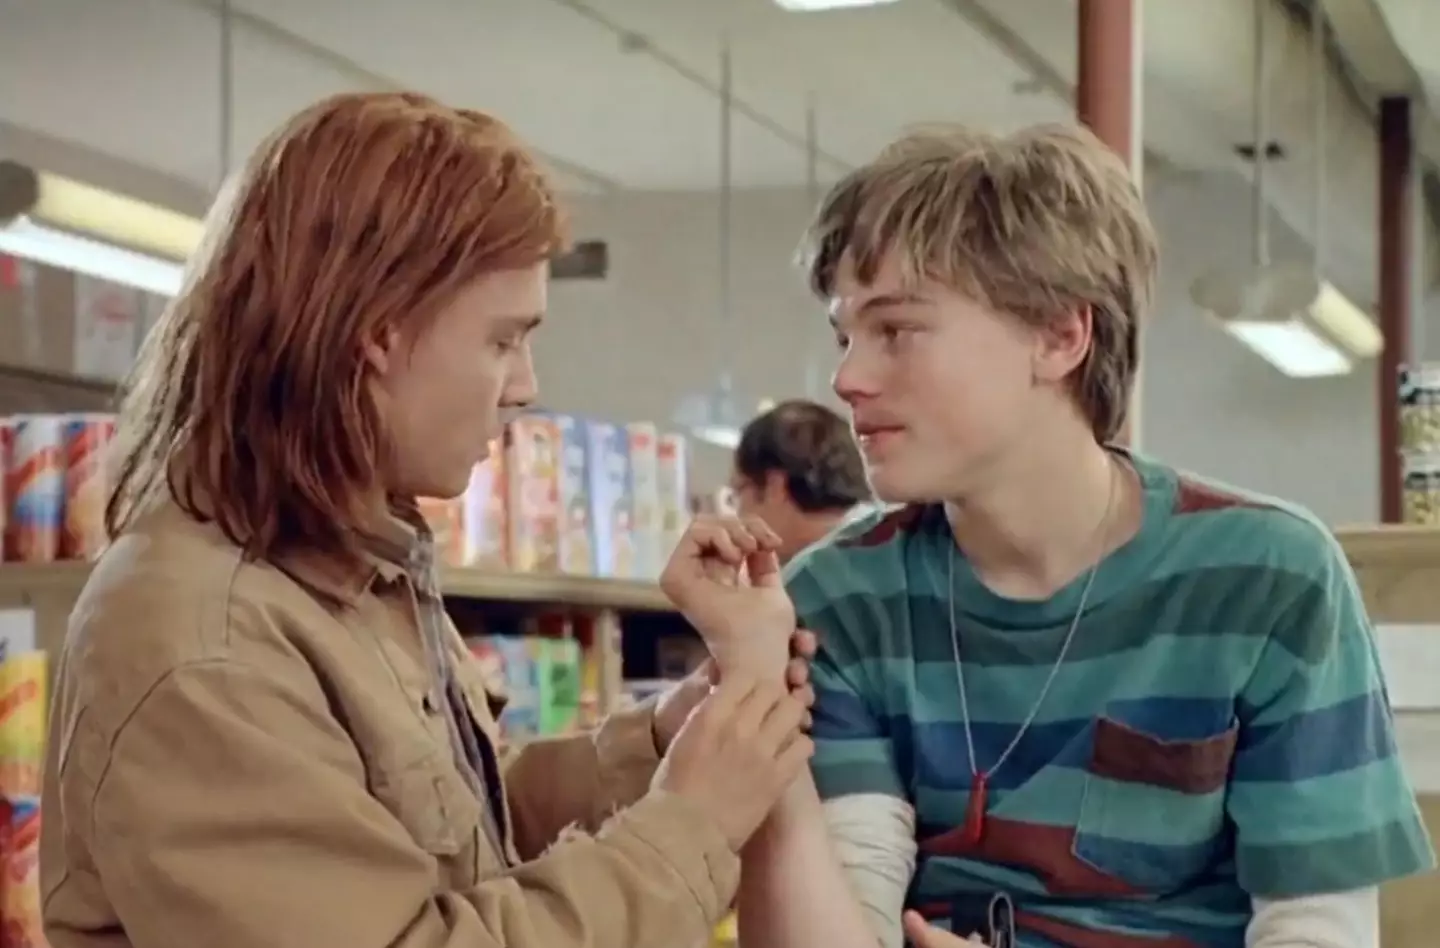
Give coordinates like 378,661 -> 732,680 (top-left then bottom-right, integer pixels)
1077,0 -> 1139,173
1377,97 -> 1414,523
1077,0 -> 1142,445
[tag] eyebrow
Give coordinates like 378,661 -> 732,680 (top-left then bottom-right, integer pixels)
494,313 -> 544,332
828,291 -> 931,329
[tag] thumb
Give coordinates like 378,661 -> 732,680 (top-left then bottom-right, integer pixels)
902,911 -> 971,947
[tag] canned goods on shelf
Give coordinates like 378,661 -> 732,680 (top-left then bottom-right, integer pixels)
1399,364 -> 1440,454
1401,452 -> 1440,525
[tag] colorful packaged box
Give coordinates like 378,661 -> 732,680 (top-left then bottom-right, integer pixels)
415,496 -> 463,566
583,421 -> 633,579
1,796 -> 42,948
656,432 -> 690,561
535,637 -> 582,735
462,439 -> 509,570
60,413 -> 114,561
552,415 -> 594,576
505,416 -> 562,573
492,636 -> 540,740
3,415 -> 64,564
625,422 -> 662,580
0,652 -> 45,801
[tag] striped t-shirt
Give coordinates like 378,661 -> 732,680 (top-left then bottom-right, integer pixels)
788,453 -> 1435,948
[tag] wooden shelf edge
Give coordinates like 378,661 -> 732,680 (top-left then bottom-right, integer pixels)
440,569 -> 674,613
0,562 -> 675,614
1334,525 -> 1440,569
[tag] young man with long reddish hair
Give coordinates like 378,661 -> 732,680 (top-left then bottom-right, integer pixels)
39,92 -> 815,948
662,125 -> 1434,948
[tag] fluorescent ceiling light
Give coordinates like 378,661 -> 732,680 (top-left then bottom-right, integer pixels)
0,217 -> 185,297
691,424 -> 742,449
1190,263 -> 1381,379
774,0 -> 901,10
1224,319 -> 1353,378
0,161 -> 203,297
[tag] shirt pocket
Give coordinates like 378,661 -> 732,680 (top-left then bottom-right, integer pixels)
1071,715 -> 1238,895
366,717 -> 483,862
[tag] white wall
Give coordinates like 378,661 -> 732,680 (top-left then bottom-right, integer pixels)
537,172 -> 1418,524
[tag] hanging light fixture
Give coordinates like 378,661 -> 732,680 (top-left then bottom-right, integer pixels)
0,162 -> 201,297
1189,0 -> 1380,378
674,39 -> 765,450
773,0 -> 902,10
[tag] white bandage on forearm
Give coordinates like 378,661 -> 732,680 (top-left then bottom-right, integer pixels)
823,793 -> 917,948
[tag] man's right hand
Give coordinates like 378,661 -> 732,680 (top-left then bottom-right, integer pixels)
652,675 -> 814,851
658,514 -> 796,678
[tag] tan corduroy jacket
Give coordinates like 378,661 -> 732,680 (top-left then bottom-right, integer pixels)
40,502 -> 738,948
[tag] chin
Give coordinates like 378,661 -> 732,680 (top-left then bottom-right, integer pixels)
865,463 -> 938,504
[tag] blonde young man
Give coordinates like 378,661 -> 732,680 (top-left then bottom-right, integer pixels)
39,92 -> 817,948
666,125 -> 1435,948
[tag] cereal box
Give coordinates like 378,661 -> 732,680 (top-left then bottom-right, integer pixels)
584,421 -> 633,579
552,415 -> 594,576
506,416 -> 562,573
535,636 -> 583,735
626,422 -> 662,580
416,496 -> 463,566
462,438 -> 509,570
3,415 -> 64,564
493,636 -> 540,740
656,433 -> 690,561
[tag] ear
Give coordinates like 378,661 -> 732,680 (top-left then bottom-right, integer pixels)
363,326 -> 403,376
763,469 -> 790,504
1032,305 -> 1094,384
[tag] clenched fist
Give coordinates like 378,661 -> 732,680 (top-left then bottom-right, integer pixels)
659,515 -> 795,679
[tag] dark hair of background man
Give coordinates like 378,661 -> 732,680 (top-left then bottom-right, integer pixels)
733,399 -> 870,513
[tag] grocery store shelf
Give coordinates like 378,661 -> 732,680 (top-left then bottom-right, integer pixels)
0,561 -> 91,592
441,569 -> 674,613
0,561 -> 674,613
1335,525 -> 1440,568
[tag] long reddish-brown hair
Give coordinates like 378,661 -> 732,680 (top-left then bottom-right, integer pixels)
106,92 -> 566,566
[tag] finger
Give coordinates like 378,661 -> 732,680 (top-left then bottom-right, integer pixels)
746,549 -> 783,588
774,733 -> 815,781
690,522 -> 747,565
698,657 -> 720,687
784,656 -> 810,689
741,515 -> 784,550
902,911 -> 941,948
757,693 -> 808,754
718,517 -> 763,556
790,683 -> 815,710
792,628 -> 818,659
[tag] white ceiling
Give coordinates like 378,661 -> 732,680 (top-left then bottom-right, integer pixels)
3,0 -> 1437,300
1368,0 -> 1440,108
0,0 -> 1072,196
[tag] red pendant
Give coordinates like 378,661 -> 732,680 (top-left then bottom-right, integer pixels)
960,773 -> 988,846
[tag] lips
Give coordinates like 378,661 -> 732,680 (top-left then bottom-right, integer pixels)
854,424 -> 905,455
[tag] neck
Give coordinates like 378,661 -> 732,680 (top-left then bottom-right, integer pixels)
945,430 -> 1137,599
783,509 -> 853,564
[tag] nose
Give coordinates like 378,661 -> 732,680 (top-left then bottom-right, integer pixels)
832,347 -> 881,407
501,344 -> 539,410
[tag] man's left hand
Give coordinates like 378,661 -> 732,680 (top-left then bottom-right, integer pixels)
654,627 -> 818,752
